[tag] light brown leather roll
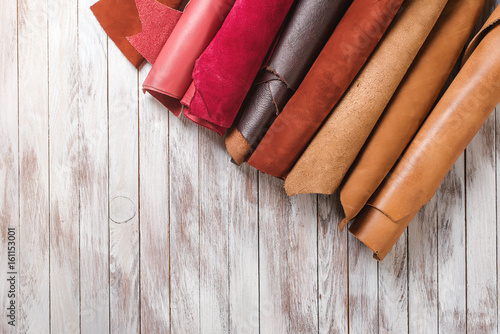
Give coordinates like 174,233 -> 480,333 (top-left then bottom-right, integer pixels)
284,0 -> 449,196
350,6 -> 500,261
339,0 -> 488,230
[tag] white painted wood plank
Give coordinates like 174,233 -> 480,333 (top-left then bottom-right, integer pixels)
18,0 -> 50,331
108,42 -> 140,333
77,0 -> 110,331
466,112 -> 497,333
437,155 -> 466,334
318,194 -> 348,334
379,232 -> 408,334
0,0 -> 18,331
199,130 -> 229,333
138,64 -> 170,332
408,197 -> 438,334
169,114 -> 200,333
48,0 -> 80,331
228,163 -> 259,333
348,236 -> 378,334
259,175 -> 318,333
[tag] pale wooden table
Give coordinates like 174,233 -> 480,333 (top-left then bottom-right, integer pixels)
2,0 -> 500,333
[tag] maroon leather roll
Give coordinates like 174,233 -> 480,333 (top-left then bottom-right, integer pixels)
246,0 -> 403,177
143,0 -> 235,116
180,0 -> 295,135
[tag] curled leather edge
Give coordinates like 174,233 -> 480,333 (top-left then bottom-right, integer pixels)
349,12 -> 500,261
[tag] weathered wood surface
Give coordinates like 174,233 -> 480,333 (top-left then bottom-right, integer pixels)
1,0 -> 500,333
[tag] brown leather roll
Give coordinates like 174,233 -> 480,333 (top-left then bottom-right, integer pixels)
339,0 -> 488,230
224,0 -> 353,165
246,0 -> 403,175
283,0 -> 449,196
350,6 -> 500,261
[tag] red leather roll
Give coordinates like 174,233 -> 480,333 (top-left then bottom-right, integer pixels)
143,0 -> 235,115
246,0 -> 403,177
90,0 -> 183,67
180,0 -> 295,135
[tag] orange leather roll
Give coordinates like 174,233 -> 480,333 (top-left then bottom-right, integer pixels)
339,0 -> 488,230
284,0 -> 449,196
350,6 -> 500,261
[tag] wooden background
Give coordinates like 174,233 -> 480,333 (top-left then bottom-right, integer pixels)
1,0 -> 500,333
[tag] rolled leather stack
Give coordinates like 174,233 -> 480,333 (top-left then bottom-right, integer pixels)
282,0 -> 449,194
339,0 -> 488,230
180,0 -> 295,135
349,5 -> 500,261
224,0 -> 353,165
143,0 -> 236,115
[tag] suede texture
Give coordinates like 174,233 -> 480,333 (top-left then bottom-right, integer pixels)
225,0 -> 353,165
339,0 -> 488,230
246,0 -> 403,177
284,0 -> 449,196
91,0 -> 183,67
142,0 -> 235,115
349,6 -> 500,261
180,0 -> 295,136
127,0 -> 182,64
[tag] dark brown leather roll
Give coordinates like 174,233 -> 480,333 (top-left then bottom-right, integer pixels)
225,0 -> 353,165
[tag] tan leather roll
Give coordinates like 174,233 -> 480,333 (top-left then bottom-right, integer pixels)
284,0 -> 449,196
339,0 -> 488,230
350,6 -> 500,261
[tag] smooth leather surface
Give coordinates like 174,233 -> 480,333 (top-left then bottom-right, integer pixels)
91,0 -> 183,67
181,0 -> 295,136
339,0 -> 488,230
225,0 -> 353,165
143,0 -> 235,116
350,6 -> 500,261
284,0 -> 449,195
246,0 -> 404,177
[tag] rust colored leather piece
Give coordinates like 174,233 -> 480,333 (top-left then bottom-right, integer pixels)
349,6 -> 500,261
339,0 -> 488,231
283,0 -> 449,195
225,0 -> 353,165
142,0 -> 235,115
245,0 -> 405,178
90,0 -> 183,67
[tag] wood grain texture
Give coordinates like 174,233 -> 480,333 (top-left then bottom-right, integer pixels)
48,0 -> 80,331
108,39 -> 140,333
18,0 -> 50,331
139,64 -> 170,332
318,194 -> 348,334
0,0 -> 18,332
78,0 -> 110,331
169,114 -> 200,333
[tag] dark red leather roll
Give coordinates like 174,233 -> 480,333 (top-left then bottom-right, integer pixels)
246,0 -> 403,176
224,0 -> 353,165
143,0 -> 235,115
181,0 -> 295,136
91,0 -> 183,67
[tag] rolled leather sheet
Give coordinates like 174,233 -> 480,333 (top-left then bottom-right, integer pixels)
245,0 -> 404,178
91,0 -> 183,67
283,0 -> 449,195
142,0 -> 235,115
350,6 -> 500,261
225,0 -> 353,165
180,0 -> 295,136
339,0 -> 488,230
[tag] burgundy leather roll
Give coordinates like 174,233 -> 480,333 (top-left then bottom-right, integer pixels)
91,0 -> 183,67
339,0 -> 487,230
224,0 -> 353,165
246,0 -> 404,177
349,6 -> 500,261
142,0 -> 235,115
180,0 -> 295,136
